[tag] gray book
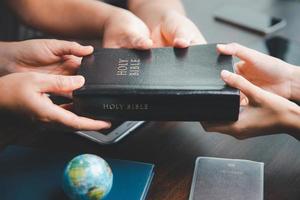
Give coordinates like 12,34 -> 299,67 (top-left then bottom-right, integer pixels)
189,157 -> 264,200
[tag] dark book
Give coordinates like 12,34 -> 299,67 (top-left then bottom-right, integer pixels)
0,146 -> 154,200
73,44 -> 240,121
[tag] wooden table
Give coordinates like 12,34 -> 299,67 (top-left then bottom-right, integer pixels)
1,0 -> 300,199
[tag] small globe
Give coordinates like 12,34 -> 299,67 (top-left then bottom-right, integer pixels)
62,154 -> 113,200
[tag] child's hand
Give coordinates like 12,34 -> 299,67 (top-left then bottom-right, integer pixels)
102,8 -> 153,49
202,70 -> 300,139
0,72 -> 111,131
0,39 -> 93,76
217,43 -> 295,99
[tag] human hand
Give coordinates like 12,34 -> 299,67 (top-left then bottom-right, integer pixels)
102,8 -> 153,49
0,72 -> 111,131
217,43 -> 295,99
130,0 -> 206,48
0,39 -> 93,76
150,10 -> 206,47
202,70 -> 300,139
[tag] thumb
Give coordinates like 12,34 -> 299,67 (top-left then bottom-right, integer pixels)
221,70 -> 262,101
173,28 -> 207,47
39,74 -> 85,93
160,13 -> 192,47
129,36 -> 153,49
172,28 -> 192,48
216,43 -> 264,64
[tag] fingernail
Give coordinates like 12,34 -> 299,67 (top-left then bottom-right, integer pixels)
73,75 -> 85,85
240,98 -> 248,106
86,45 -> 94,52
174,38 -> 189,47
145,38 -> 153,47
104,121 -> 112,129
135,38 -> 145,47
221,70 -> 231,79
137,38 -> 153,49
217,44 -> 226,50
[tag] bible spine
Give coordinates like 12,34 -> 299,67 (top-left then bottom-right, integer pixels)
73,91 -> 240,121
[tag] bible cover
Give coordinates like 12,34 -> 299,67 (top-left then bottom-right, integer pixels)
189,157 -> 264,200
0,146 -> 154,200
73,44 -> 240,121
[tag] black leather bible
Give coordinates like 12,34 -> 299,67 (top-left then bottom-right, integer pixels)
73,44 -> 240,121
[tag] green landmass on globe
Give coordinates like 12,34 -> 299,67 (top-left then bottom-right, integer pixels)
62,154 -> 113,200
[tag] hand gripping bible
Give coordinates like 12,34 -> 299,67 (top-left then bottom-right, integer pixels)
73,44 -> 240,121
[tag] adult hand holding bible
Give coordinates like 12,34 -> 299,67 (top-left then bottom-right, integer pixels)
103,0 -> 206,48
0,39 -> 93,76
217,43 -> 295,99
203,70 -> 300,139
203,43 -> 300,138
128,0 -> 206,47
102,8 -> 153,49
0,72 -> 111,131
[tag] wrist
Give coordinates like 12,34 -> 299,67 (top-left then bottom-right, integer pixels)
289,65 -> 300,101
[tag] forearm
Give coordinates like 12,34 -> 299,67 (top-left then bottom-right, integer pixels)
7,0 -> 118,38
128,0 -> 185,25
290,66 -> 300,101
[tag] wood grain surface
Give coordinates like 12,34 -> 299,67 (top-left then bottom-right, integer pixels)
1,0 -> 300,199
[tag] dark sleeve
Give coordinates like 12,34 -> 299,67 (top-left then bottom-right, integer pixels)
0,0 -> 19,41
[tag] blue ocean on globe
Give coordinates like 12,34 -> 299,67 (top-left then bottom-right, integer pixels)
62,154 -> 113,200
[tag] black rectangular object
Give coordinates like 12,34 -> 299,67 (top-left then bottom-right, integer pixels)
73,44 -> 239,121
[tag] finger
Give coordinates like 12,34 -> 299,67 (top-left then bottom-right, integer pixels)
173,29 -> 207,47
47,104 -> 111,131
221,70 -> 262,100
240,92 -> 249,106
151,28 -> 169,47
60,103 -> 73,111
61,55 -> 82,70
160,18 -> 192,47
234,61 -> 246,74
174,38 -> 190,48
217,43 -> 265,63
102,40 -> 121,49
131,37 -> 153,49
201,121 -> 236,134
128,36 -> 153,49
172,29 -> 192,48
39,74 -> 85,93
201,121 -> 250,139
190,32 -> 207,45
50,40 -> 94,57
